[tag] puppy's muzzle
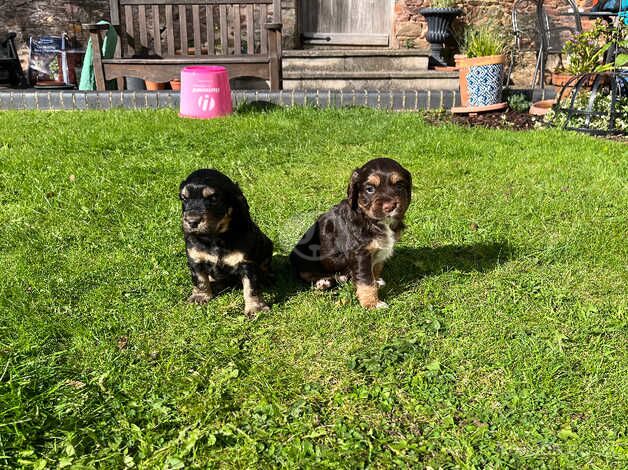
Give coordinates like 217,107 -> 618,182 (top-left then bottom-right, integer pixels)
371,198 -> 402,220
183,212 -> 213,233
382,200 -> 398,215
184,214 -> 202,229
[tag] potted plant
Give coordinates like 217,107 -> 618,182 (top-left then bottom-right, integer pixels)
552,20 -> 613,88
419,0 -> 463,67
453,25 -> 508,112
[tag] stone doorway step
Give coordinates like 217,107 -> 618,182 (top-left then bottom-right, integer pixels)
282,49 -> 458,90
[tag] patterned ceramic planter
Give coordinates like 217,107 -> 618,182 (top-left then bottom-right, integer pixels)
457,55 -> 506,108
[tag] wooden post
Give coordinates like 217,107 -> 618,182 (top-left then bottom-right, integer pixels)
84,24 -> 109,91
266,23 -> 281,90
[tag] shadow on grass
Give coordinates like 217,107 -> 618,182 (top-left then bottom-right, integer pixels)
384,241 -> 514,296
266,241 -> 513,305
267,254 -> 309,305
235,101 -> 282,114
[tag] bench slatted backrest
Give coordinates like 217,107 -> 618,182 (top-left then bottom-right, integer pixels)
113,0 -> 278,59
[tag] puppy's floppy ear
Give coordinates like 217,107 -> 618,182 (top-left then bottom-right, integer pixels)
232,183 -> 250,217
402,167 -> 412,200
179,180 -> 189,200
346,168 -> 361,210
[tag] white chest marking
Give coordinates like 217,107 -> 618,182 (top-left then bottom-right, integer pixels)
372,223 -> 396,265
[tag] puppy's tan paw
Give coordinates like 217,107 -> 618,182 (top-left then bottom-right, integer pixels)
244,300 -> 270,318
375,301 -> 389,309
356,284 -> 381,309
188,292 -> 212,304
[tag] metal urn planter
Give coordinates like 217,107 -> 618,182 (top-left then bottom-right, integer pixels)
419,8 -> 463,67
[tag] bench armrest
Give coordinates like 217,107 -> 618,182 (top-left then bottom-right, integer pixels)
83,23 -> 114,32
264,22 -> 282,31
1,32 -> 16,46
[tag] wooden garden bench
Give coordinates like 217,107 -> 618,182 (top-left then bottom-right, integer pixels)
85,0 -> 282,91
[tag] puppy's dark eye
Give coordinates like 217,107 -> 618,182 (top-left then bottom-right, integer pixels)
364,185 -> 376,195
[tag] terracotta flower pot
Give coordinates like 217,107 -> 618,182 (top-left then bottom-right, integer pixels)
552,72 -> 595,96
453,54 -> 467,72
457,54 -> 507,108
170,79 -> 181,91
145,80 -> 167,91
529,99 -> 556,116
551,71 -> 576,87
552,72 -> 594,87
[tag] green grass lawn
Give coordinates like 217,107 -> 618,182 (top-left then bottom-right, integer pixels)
0,107 -> 626,468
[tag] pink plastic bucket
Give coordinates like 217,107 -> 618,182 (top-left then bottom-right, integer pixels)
179,66 -> 232,119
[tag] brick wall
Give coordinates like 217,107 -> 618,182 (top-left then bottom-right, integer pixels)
393,0 -> 596,84
5,0 -> 597,85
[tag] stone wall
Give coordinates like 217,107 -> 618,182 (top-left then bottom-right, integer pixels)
3,1 -> 109,67
395,1 -> 507,48
393,0 -> 596,49
282,0 -> 298,49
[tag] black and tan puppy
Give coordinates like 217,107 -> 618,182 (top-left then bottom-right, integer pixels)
290,158 -> 411,309
180,169 -> 273,316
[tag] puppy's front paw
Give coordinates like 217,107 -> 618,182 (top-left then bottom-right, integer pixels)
356,284 -> 382,309
315,278 -> 334,290
375,301 -> 389,309
188,292 -> 212,304
244,300 -> 270,318
376,278 -> 386,287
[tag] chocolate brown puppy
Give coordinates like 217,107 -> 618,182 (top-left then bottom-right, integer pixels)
290,158 -> 412,309
180,169 -> 273,316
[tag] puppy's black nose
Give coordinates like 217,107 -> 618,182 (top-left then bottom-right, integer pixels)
382,200 -> 397,214
185,215 -> 201,228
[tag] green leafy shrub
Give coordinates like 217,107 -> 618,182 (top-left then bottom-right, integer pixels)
507,93 -> 531,113
544,89 -> 628,132
403,38 -> 416,49
594,22 -> 628,73
430,0 -> 457,8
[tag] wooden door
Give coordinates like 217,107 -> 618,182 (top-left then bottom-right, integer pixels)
300,0 -> 392,46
